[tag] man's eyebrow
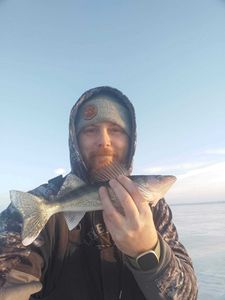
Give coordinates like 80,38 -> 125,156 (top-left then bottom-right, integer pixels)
85,124 -> 97,128
110,123 -> 120,127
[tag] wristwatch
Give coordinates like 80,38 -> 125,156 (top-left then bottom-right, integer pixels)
126,239 -> 160,271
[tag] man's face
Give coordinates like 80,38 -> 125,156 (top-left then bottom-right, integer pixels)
78,122 -> 129,174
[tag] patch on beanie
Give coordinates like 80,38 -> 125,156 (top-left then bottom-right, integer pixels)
83,104 -> 98,120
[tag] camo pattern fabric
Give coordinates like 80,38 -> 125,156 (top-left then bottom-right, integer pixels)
0,204 -> 28,287
0,181 -> 198,299
0,179 -> 61,288
152,200 -> 198,299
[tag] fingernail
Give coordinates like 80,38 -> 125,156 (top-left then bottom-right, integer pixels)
109,179 -> 117,187
118,174 -> 124,180
99,186 -> 106,195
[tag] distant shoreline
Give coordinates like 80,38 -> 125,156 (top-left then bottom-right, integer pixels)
170,200 -> 225,207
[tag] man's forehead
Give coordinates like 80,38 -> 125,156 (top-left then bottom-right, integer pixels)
83,122 -> 123,129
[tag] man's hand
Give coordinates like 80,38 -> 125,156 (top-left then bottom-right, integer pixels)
1,282 -> 42,300
99,175 -> 158,258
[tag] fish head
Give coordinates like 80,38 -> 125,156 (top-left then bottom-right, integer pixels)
133,175 -> 177,206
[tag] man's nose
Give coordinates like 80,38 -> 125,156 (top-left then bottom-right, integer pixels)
97,128 -> 111,147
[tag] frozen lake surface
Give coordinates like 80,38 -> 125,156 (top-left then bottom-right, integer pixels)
0,200 -> 225,299
171,201 -> 225,300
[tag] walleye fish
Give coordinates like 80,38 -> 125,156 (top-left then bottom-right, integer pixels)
10,165 -> 176,246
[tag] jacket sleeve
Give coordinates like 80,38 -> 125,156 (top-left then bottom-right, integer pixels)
0,203 -> 44,300
0,178 -> 63,299
125,198 -> 198,300
0,175 -> 68,300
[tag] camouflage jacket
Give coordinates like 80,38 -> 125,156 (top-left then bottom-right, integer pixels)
0,175 -> 198,300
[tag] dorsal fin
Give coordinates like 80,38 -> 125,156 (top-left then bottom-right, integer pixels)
91,162 -> 129,182
55,173 -> 86,229
56,173 -> 86,199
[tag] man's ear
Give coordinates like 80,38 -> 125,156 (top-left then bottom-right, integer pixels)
128,166 -> 133,175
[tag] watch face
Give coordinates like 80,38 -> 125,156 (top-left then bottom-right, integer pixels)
137,251 -> 159,271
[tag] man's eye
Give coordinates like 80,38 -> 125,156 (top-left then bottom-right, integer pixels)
83,127 -> 97,134
110,127 -> 123,133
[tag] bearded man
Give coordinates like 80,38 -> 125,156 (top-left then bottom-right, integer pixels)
0,86 -> 198,300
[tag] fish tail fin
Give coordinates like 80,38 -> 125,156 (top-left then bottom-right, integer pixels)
10,190 -> 54,246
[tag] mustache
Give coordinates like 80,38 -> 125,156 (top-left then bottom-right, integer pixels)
90,149 -> 115,158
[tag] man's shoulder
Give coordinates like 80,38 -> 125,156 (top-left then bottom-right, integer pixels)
48,175 -> 64,186
0,202 -> 23,234
30,175 -> 65,200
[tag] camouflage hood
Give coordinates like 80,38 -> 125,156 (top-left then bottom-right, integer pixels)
69,86 -> 137,182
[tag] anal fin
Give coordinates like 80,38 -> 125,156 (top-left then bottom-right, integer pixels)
64,212 -> 85,230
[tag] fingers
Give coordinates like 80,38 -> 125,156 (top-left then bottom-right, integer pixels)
99,178 -> 156,256
99,186 -> 122,226
99,175 -> 151,222
116,175 -> 150,214
109,178 -> 141,219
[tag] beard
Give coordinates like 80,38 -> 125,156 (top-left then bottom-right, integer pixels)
84,148 -> 129,184
86,149 -> 119,174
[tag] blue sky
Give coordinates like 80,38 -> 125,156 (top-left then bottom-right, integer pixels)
0,0 -> 225,210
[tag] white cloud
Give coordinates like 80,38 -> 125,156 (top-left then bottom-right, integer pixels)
142,147 -> 225,177
204,148 -> 225,155
54,168 -> 67,176
142,161 -> 213,175
166,161 -> 225,203
177,162 -> 225,180
139,158 -> 225,204
145,166 -> 165,173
